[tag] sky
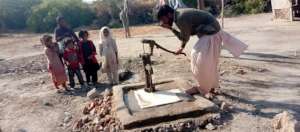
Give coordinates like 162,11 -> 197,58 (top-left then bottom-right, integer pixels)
83,0 -> 97,3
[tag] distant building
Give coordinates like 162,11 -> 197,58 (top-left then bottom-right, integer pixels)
271,0 -> 300,21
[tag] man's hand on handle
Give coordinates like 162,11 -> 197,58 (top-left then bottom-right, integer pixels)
142,39 -> 187,56
175,48 -> 184,55
160,23 -> 172,29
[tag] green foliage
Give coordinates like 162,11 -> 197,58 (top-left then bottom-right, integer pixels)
182,0 -> 220,9
181,0 -> 220,16
108,20 -> 123,28
0,0 -> 41,30
182,0 -> 268,16
244,0 -> 267,14
225,0 -> 268,16
0,0 -> 271,33
27,0 -> 95,32
182,0 -> 197,8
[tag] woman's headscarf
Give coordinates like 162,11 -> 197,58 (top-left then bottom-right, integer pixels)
99,26 -> 118,72
99,26 -> 114,45
99,26 -> 117,57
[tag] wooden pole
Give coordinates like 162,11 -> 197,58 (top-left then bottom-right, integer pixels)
221,0 -> 224,28
123,0 -> 131,38
197,0 -> 205,10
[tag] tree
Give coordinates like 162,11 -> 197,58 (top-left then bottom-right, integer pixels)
0,0 -> 41,30
224,0 -> 268,16
27,0 -> 95,32
94,0 -> 122,20
90,0 -> 127,28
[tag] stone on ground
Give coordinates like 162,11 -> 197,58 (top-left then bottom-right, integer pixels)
104,88 -> 112,97
205,123 -> 216,130
87,88 -> 100,99
272,111 -> 300,132
236,69 -> 246,75
42,100 -> 52,106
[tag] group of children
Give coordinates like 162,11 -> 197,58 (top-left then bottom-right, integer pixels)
41,27 -> 119,92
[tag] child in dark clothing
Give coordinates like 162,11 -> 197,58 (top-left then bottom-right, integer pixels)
78,30 -> 100,85
63,38 -> 84,88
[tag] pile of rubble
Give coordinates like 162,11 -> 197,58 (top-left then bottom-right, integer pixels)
139,118 -> 221,132
73,90 -> 122,132
73,87 -> 228,132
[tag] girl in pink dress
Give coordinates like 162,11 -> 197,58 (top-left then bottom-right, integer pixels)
41,35 -> 69,92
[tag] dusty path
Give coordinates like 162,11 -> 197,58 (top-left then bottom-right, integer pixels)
0,13 -> 300,132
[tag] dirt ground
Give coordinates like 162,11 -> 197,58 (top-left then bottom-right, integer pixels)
0,13 -> 300,132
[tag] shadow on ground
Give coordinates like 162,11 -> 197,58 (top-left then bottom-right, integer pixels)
61,83 -> 112,97
223,79 -> 300,90
243,52 -> 292,59
222,52 -> 300,64
220,91 -> 300,120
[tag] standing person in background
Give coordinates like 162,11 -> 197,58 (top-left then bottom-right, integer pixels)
41,35 -> 69,93
54,16 -> 79,55
78,30 -> 100,86
63,37 -> 85,89
119,0 -> 131,38
99,27 -> 119,85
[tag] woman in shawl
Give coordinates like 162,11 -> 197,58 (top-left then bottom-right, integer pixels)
99,27 -> 119,85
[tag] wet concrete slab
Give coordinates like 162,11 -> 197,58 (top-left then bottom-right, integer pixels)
112,78 -> 219,129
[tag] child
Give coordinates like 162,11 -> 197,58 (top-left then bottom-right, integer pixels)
99,27 -> 119,85
63,37 -> 84,88
78,30 -> 100,85
41,35 -> 69,92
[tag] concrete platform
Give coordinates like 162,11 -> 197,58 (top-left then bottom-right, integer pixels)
134,88 -> 183,109
112,78 -> 219,129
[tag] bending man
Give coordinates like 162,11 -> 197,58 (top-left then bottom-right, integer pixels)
157,5 -> 248,98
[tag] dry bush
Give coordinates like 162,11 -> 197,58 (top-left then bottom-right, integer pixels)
129,0 -> 157,25
91,0 -> 156,28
